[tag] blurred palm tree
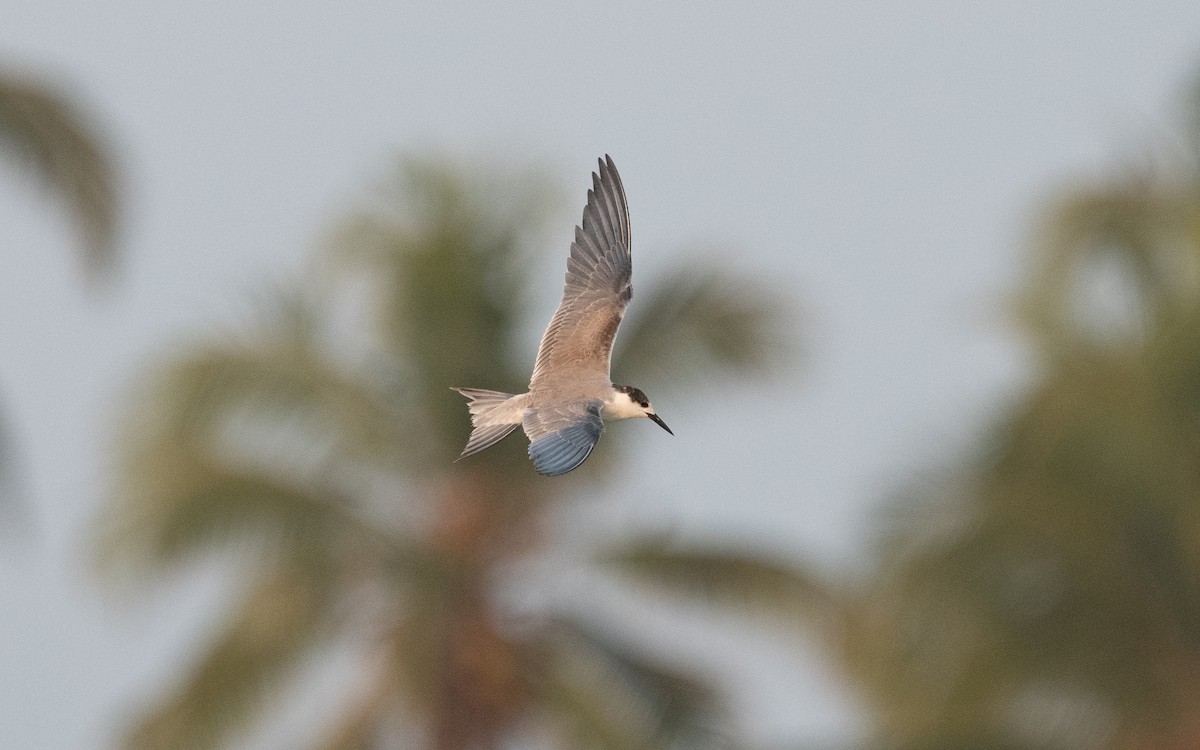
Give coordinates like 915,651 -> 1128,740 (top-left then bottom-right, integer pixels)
612,84 -> 1200,750
96,154 -> 786,750
833,103 -> 1200,748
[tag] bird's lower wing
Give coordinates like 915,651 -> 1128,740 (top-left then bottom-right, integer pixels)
525,402 -> 604,476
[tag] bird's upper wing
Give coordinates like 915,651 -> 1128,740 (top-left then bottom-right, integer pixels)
524,401 -> 604,476
530,155 -> 631,387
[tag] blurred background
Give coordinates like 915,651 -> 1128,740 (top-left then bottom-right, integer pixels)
5,2 -> 1200,749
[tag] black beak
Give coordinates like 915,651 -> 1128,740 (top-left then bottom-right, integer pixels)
648,413 -> 673,435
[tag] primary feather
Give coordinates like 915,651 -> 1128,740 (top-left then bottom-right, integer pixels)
530,155 -> 632,387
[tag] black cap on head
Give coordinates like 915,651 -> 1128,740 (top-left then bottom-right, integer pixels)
615,384 -> 650,407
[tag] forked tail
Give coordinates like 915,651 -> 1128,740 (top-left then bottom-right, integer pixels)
450,387 -> 525,459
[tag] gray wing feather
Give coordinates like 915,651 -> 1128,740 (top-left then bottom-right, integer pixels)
457,423 -> 520,459
525,402 -> 604,476
530,156 -> 631,386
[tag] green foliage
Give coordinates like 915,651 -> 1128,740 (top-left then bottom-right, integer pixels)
530,616 -> 736,750
0,69 -> 122,527
843,91 -> 1200,749
124,564 -> 336,750
1020,180 -> 1200,353
0,71 -> 120,279
614,266 -> 788,387
604,538 -> 836,628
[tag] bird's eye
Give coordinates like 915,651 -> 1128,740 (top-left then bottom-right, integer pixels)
640,402 -> 649,408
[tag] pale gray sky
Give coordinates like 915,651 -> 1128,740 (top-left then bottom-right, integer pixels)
3,2 -> 1200,748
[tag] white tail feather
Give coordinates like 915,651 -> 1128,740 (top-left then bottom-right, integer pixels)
451,388 -> 526,459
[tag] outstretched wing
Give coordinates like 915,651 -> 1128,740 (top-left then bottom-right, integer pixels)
530,155 -> 631,387
524,401 -> 604,476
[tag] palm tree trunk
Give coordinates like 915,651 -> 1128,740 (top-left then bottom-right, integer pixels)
430,596 -> 510,750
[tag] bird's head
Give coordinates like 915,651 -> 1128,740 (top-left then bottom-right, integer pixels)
610,385 -> 673,434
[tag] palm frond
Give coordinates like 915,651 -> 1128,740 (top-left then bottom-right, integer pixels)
880,734 -> 1069,750
532,614 -> 735,750
325,156 -> 556,416
0,401 -> 28,533
98,442 -> 391,576
614,264 -> 793,389
120,563 -> 334,750
309,652 -> 401,750
0,72 -> 119,279
1017,180 -> 1200,355
97,312 -> 420,575
138,295 -> 415,475
603,538 -> 838,628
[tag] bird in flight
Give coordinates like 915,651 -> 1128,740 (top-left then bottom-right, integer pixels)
452,155 -> 672,476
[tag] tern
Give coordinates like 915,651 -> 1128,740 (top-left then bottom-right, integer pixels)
452,155 -> 672,476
